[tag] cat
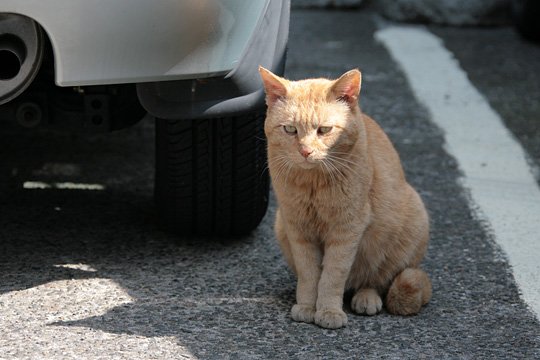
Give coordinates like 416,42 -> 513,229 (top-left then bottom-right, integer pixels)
259,66 -> 432,329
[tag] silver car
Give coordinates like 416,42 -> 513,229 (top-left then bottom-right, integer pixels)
0,0 -> 290,236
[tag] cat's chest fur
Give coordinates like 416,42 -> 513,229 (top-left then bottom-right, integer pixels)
275,175 -> 359,241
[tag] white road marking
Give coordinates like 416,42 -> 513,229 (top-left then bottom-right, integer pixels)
375,26 -> 540,318
23,181 -> 105,191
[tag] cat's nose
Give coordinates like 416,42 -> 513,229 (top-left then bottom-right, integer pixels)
299,147 -> 313,158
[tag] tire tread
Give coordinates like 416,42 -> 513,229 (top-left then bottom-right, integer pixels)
155,113 -> 269,236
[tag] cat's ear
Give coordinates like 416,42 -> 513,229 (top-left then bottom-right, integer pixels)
330,69 -> 362,107
259,66 -> 288,106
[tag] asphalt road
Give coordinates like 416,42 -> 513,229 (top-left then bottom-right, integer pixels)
1,9 -> 540,359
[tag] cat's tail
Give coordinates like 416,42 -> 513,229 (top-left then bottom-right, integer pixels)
385,268 -> 431,315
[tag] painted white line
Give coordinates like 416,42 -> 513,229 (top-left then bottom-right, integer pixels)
23,181 -> 51,189
23,181 -> 105,191
375,26 -> 540,318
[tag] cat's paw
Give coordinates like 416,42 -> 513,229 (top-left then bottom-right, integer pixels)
291,304 -> 316,323
314,308 -> 347,329
351,288 -> 382,316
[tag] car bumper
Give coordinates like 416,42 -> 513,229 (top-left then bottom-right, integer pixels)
1,0 -> 270,86
137,0 -> 290,119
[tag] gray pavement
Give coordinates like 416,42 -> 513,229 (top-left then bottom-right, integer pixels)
1,9 -> 540,359
430,24 -> 540,183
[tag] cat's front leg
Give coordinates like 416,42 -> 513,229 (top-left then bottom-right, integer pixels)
287,228 -> 322,324
315,234 -> 360,329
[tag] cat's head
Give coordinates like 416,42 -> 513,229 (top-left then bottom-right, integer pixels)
259,67 -> 362,170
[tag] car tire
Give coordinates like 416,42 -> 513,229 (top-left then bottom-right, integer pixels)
154,112 -> 269,237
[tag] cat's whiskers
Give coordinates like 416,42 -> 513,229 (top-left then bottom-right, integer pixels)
326,154 -> 360,178
322,159 -> 351,198
260,160 -> 271,179
327,152 -> 359,165
324,158 -> 348,182
326,152 -> 360,177
329,157 -> 357,167
260,166 -> 269,179
320,159 -> 338,187
284,161 -> 294,185
269,155 -> 291,183
276,160 -> 291,182
322,160 -> 348,198
271,154 -> 296,186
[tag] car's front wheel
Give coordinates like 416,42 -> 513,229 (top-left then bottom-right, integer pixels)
154,113 -> 269,237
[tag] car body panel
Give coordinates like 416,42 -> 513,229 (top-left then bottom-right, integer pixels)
0,0 -> 267,86
137,0 -> 290,119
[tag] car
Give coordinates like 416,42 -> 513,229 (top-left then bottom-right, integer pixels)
0,0 -> 290,237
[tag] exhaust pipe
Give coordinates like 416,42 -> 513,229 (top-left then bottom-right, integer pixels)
0,14 -> 44,105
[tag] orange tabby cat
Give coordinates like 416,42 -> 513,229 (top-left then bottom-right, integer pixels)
259,67 -> 432,329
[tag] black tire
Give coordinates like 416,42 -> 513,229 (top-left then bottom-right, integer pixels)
155,112 -> 269,237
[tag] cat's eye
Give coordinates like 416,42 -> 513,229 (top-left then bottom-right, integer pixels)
318,126 -> 332,135
283,125 -> 297,135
